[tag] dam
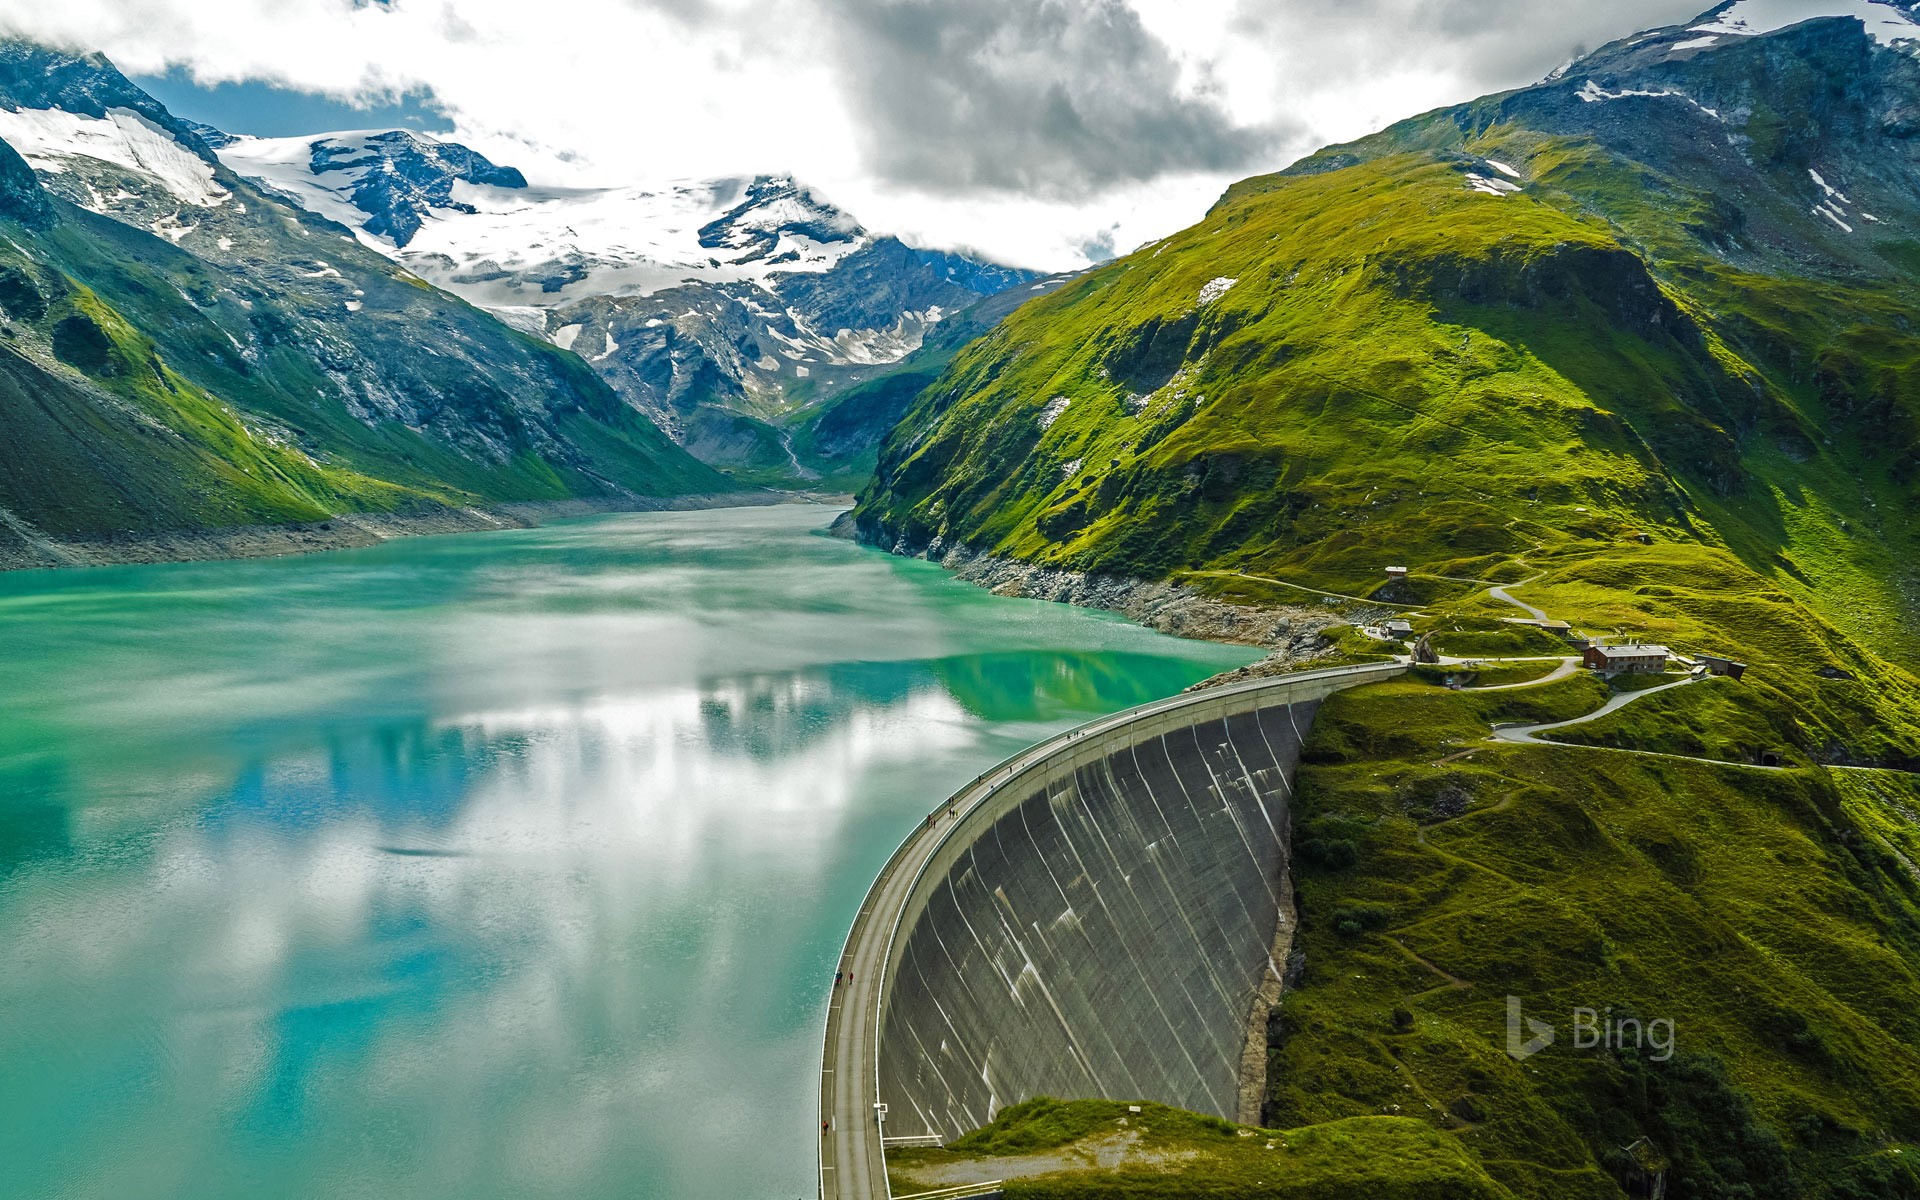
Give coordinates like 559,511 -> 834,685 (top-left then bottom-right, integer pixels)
818,661 -> 1406,1200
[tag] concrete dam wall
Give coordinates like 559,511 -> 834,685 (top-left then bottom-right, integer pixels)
871,663 -> 1402,1141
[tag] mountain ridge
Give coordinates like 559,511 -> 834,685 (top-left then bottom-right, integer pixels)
213,125 -> 1046,480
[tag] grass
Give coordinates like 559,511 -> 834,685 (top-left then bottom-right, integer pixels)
854,125 -> 1919,678
1426,623 -> 1573,659
888,1099 -> 1522,1199
1410,661 -> 1565,689
1269,677 -> 1920,1199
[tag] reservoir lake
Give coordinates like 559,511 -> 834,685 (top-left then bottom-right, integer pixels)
0,505 -> 1257,1200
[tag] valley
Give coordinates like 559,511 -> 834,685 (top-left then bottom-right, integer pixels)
4,2 -> 1920,1199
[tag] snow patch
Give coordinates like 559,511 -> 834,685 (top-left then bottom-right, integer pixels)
1809,168 -> 1850,204
553,324 -> 584,351
1467,173 -> 1522,197
1577,79 -> 1722,119
345,300 -> 363,312
486,305 -> 549,337
1814,205 -> 1855,233
1486,160 -> 1522,178
592,331 -> 620,361
0,107 -> 229,207
1039,396 -> 1072,430
1197,277 -> 1237,306
1673,35 -> 1722,49
1692,0 -> 1920,44
150,212 -> 196,242
827,308 -> 942,366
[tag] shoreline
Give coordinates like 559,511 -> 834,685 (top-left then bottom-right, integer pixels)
0,491 -> 795,575
835,512 -> 1346,676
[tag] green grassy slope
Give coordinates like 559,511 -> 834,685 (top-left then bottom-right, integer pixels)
856,145 -> 1917,660
890,1100 -> 1517,1199
860,14 -> 1920,1199
0,288 -> 408,536
854,27 -> 1920,670
1269,574 -> 1920,1198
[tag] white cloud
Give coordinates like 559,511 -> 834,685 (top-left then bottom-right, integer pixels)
0,0 -> 1708,270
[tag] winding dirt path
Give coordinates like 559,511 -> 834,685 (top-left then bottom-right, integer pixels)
1490,676 -> 1700,746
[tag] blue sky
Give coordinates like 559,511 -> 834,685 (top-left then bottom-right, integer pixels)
132,68 -> 451,138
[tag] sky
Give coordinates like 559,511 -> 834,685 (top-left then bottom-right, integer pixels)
3,0 -> 1715,269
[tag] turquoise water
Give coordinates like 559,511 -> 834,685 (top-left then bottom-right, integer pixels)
0,506 -> 1256,1200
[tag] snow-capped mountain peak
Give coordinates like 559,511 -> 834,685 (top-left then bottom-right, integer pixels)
209,125 -> 1038,472
217,129 -> 527,249
696,174 -> 864,264
217,131 -> 875,305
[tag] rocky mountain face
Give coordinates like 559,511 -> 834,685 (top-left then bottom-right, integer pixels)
0,41 -> 725,568
216,130 -> 1042,481
308,131 -> 528,246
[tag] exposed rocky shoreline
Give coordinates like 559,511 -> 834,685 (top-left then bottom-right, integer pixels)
0,491 -> 784,574
833,513 -> 1343,678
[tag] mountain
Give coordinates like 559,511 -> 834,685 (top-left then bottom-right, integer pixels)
856,0 -> 1920,664
0,41 -> 728,570
852,3 -> 1920,1195
216,130 -> 1044,481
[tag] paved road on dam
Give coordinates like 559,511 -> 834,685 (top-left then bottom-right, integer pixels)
817,662 -> 1404,1200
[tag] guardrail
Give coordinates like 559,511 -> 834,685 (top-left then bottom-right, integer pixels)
819,659 -> 1408,1200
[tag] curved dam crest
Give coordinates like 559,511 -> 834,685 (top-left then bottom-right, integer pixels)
821,661 -> 1405,1198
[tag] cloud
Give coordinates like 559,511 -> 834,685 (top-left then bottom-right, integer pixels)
0,0 -> 1712,270
820,0 -> 1283,194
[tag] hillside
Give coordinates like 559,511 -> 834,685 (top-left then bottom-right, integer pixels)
854,5 -> 1920,668
0,42 -> 728,570
853,4 -> 1920,1197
